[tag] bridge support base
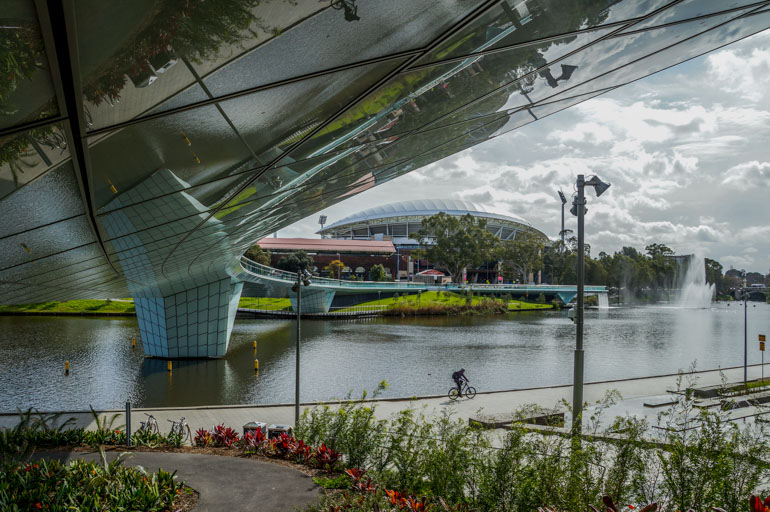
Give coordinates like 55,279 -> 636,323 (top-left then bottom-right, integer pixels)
288,288 -> 335,313
135,278 -> 243,358
556,292 -> 577,304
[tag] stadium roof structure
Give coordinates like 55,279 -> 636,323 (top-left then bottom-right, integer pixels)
319,198 -> 546,241
322,198 -> 530,230
2,0 -> 769,357
257,237 -> 395,254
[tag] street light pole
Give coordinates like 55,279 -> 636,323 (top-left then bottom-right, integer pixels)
295,271 -> 302,424
569,174 -> 610,437
743,273 -> 748,388
573,176 -> 586,436
293,268 -> 312,425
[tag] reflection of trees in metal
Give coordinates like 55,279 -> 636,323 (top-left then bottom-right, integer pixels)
0,20 -> 55,120
82,0 -> 270,106
0,124 -> 67,190
330,0 -> 360,22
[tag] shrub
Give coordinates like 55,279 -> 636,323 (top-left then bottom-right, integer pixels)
0,452 -> 181,511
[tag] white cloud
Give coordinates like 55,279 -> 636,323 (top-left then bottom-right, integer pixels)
721,161 -> 770,190
707,33 -> 770,102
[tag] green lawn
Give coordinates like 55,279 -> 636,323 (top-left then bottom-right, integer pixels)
338,291 -> 552,311
238,297 -> 292,310
0,300 -> 136,314
0,293 -> 551,315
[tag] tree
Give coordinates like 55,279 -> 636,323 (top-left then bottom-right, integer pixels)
705,258 -> 724,292
369,264 -> 387,282
324,259 -> 345,279
244,244 -> 271,266
414,213 -> 499,283
645,243 -> 674,258
275,251 -> 314,273
497,231 -> 544,284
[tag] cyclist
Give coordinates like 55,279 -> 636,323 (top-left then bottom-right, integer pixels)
452,368 -> 468,396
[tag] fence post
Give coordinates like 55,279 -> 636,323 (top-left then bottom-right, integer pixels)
125,402 -> 131,446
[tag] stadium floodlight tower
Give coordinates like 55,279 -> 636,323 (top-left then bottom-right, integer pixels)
558,190 -> 567,250
570,174 -> 610,436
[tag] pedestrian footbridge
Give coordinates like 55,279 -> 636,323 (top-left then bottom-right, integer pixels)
237,256 -> 608,313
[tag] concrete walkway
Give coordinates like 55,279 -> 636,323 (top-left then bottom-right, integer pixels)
3,363 -> 768,433
42,450 -> 321,512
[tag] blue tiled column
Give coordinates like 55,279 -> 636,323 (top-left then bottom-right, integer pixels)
288,288 -> 335,313
135,278 -> 243,358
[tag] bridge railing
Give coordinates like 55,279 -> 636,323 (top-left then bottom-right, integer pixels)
239,257 -> 607,293
240,257 -> 428,290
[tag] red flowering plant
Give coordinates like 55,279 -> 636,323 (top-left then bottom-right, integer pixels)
193,428 -> 213,447
211,424 -> 240,448
750,495 -> 770,512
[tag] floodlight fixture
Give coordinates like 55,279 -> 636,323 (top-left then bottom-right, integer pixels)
585,175 -> 611,197
558,190 -> 567,204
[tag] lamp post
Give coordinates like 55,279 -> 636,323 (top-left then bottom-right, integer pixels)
570,174 -> 610,436
292,269 -> 312,424
337,252 -> 341,283
742,271 -> 748,387
558,190 -> 567,250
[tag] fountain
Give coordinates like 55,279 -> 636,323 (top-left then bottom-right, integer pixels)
677,255 -> 715,308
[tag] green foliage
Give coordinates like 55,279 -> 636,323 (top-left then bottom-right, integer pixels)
498,231 -> 545,284
0,456 -> 181,511
298,376 -> 770,512
415,213 -> 500,283
276,250 -> 314,273
369,264 -> 387,282
313,473 -> 351,489
536,293 -> 546,304
244,244 -> 271,265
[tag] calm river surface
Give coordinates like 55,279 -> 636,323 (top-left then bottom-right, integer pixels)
1,303 -> 769,412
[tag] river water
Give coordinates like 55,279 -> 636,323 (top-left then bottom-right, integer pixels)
1,303 -> 769,412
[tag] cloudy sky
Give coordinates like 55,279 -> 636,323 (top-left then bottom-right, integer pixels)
282,28 -> 770,274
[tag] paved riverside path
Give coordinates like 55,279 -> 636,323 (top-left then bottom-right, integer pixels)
3,364 -> 768,432
41,450 -> 321,512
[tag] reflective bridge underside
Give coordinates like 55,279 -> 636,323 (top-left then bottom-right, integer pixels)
1,1 -> 768,357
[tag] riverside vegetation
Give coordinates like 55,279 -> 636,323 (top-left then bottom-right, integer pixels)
0,409 -> 188,511
293,378 -> 770,512
5,373 -> 769,511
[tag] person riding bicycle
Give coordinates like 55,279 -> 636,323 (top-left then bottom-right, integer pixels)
452,368 -> 468,396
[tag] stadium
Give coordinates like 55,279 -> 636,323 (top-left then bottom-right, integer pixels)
317,199 -> 548,281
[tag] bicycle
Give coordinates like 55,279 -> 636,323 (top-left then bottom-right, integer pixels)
137,413 -> 159,434
168,417 -> 192,444
448,381 -> 476,400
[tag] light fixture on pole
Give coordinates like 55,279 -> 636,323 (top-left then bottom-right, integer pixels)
292,268 -> 312,424
318,215 -> 327,237
570,174 -> 610,437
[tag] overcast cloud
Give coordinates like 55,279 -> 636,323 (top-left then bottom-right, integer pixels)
282,29 -> 770,274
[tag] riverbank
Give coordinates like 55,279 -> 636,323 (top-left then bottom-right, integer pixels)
0,292 -> 552,317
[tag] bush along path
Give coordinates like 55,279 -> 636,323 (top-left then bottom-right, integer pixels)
290,377 -> 770,512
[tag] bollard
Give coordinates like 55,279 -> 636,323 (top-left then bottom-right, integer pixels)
65,361 -> 70,375
167,361 -> 172,372
125,402 -> 131,446
254,359 -> 259,371
253,341 -> 257,350
131,336 -> 136,349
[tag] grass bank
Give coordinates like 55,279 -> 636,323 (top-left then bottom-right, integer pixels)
0,299 -> 136,315
341,290 -> 553,315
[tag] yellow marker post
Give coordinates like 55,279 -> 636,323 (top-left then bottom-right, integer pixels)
253,341 -> 257,350
64,361 -> 70,375
131,336 -> 136,349
254,359 -> 259,372
167,361 -> 172,372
